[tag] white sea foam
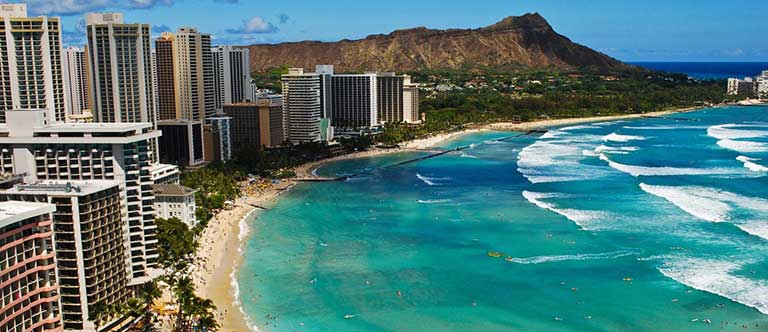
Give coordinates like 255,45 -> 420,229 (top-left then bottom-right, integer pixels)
417,199 -> 453,204
657,257 -> 768,315
717,139 -> 768,153
560,125 -> 598,131
736,222 -> 768,241
233,208 -> 261,331
416,173 -> 451,186
707,123 -> 768,140
624,125 -> 707,130
582,150 -> 599,157
601,154 -> 734,177
459,151 -> 478,159
522,191 -> 605,228
518,140 -> 582,168
639,183 -> 768,222
594,145 -> 639,154
639,183 -> 730,222
602,133 -> 646,142
518,136 -> 611,183
507,250 -> 639,264
737,156 -> 768,172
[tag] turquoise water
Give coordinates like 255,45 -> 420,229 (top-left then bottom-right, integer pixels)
238,106 -> 768,332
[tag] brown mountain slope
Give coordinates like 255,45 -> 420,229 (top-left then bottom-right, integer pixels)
244,13 -> 627,73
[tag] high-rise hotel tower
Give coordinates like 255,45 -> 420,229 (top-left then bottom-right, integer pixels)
0,4 -> 66,123
84,13 -> 154,125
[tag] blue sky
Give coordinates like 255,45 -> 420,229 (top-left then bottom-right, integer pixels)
18,0 -> 768,61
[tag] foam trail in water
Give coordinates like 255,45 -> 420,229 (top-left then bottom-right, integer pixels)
417,199 -> 452,204
657,257 -> 768,315
522,191 -> 605,228
602,133 -> 646,142
737,156 -> 768,172
601,154 -> 734,177
416,173 -> 451,186
507,250 -> 640,264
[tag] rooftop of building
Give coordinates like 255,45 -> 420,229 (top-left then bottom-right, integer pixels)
152,184 -> 197,197
3,180 -> 121,197
0,201 -> 55,229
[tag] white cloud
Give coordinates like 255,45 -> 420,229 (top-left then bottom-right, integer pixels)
227,16 -> 278,34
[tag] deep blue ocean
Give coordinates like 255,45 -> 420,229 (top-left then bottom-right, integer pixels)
631,62 -> 768,80
236,106 -> 768,332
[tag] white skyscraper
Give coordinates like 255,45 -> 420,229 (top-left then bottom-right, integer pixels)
63,46 -> 90,118
0,3 -> 66,123
85,13 -> 155,125
213,45 -> 252,112
282,68 -> 324,143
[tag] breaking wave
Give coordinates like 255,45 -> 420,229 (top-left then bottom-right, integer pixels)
600,154 -> 734,177
737,156 -> 768,172
656,257 -> 768,315
602,133 -> 647,142
417,199 -> 453,204
522,191 -> 606,228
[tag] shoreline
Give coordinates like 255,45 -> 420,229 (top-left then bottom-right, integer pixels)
198,104 -> 710,331
192,180 -> 295,332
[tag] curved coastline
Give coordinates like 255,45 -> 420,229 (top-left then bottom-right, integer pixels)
204,104 -> 711,331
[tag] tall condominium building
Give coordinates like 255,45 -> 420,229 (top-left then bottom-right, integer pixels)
376,73 -> 404,124
403,75 -> 421,123
0,181 -> 129,332
0,201 -> 61,332
223,95 -> 284,149
63,46 -> 91,120
85,13 -> 154,125
282,68 -> 325,143
0,110 -> 160,285
212,45 -> 252,112
727,77 -> 755,97
331,73 -> 378,131
0,4 -> 66,123
154,28 -> 213,166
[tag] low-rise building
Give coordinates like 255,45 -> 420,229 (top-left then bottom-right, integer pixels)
0,201 -> 61,332
152,184 -> 197,228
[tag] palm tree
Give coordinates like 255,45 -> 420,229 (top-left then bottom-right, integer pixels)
139,281 -> 162,328
173,276 -> 195,331
89,301 -> 107,326
124,298 -> 144,319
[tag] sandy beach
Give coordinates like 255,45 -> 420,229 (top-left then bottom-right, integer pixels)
190,180 -> 295,332
194,104 -> 707,331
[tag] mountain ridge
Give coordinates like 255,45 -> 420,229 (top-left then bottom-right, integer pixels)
243,13 -> 627,72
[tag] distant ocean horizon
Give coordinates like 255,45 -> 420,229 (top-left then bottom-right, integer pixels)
630,62 -> 768,80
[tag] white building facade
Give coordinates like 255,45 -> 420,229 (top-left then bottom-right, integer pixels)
0,4 -> 67,123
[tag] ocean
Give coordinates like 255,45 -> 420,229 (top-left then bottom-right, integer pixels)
630,62 -> 768,80
236,106 -> 768,332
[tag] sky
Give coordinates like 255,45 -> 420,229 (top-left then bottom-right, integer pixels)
15,0 -> 768,62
